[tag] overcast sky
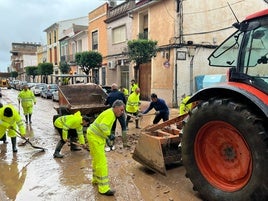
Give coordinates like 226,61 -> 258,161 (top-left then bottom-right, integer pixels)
0,0 -> 107,72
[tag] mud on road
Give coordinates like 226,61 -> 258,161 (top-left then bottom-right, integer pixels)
0,89 -> 202,201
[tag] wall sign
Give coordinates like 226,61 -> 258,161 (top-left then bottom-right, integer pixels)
163,60 -> 170,68
176,51 -> 186,60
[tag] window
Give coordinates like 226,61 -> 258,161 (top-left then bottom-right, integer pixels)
92,31 -> 98,50
54,46 -> 57,65
138,13 -> 148,39
77,40 -> 82,52
49,33 -> 52,45
54,30 -> 57,43
143,15 -> 148,39
112,25 -> 126,44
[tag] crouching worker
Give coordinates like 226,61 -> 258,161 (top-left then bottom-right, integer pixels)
87,100 -> 125,196
0,104 -> 26,152
53,111 -> 90,158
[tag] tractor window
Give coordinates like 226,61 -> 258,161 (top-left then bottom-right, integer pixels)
242,24 -> 268,92
208,30 -> 243,67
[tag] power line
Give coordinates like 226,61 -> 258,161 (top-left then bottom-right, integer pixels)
182,26 -> 234,36
183,0 -> 245,15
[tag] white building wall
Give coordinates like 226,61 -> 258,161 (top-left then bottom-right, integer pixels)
174,0 -> 268,105
23,55 -> 38,67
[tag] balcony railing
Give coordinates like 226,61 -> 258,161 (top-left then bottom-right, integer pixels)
60,54 -> 75,63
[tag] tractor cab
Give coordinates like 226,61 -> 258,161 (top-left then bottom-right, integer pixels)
208,10 -> 268,94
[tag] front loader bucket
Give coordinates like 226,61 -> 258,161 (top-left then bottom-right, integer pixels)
132,115 -> 187,176
133,128 -> 182,176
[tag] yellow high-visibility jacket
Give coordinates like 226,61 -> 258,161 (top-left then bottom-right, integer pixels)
122,88 -> 129,96
54,111 -> 85,144
0,104 -> 26,137
131,83 -> 138,94
179,96 -> 193,115
126,92 -> 140,113
18,89 -> 36,108
87,108 -> 115,141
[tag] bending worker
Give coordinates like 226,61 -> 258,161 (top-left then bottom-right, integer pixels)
53,111 -> 90,158
87,100 -> 125,196
0,104 -> 26,152
142,93 -> 169,124
18,84 -> 36,124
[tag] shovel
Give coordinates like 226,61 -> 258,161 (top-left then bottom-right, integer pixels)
12,128 -> 46,151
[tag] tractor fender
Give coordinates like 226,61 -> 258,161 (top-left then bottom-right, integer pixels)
187,83 -> 268,118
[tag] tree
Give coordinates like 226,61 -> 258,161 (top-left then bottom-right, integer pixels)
75,51 -> 102,83
10,71 -> 18,79
25,66 -> 39,82
38,62 -> 53,83
127,39 -> 158,81
59,61 -> 70,74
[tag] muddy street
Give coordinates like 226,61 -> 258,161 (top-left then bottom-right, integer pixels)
0,88 -> 202,201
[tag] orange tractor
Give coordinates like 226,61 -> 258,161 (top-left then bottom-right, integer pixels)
133,8 -> 268,201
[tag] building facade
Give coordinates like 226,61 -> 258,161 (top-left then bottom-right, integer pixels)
10,42 -> 41,81
43,16 -> 88,83
105,0 -> 136,90
88,3 -> 109,85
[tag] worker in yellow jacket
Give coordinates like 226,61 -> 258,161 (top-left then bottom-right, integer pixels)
53,111 -> 90,158
119,86 -> 129,98
126,87 -> 141,129
87,100 -> 125,196
179,94 -> 193,115
130,79 -> 139,94
0,104 -> 26,152
18,84 -> 36,124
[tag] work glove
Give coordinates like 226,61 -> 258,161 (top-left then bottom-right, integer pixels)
137,113 -> 143,117
155,111 -> 160,115
82,144 -> 88,149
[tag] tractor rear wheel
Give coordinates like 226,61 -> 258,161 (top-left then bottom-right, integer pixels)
182,98 -> 268,201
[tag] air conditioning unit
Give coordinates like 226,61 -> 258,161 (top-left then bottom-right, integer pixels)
108,61 -> 116,69
109,0 -> 117,7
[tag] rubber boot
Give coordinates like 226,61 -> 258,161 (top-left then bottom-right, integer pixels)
53,140 -> 65,158
29,114 -> 32,124
70,136 -> 81,151
11,137 -> 17,152
135,118 -> 141,129
126,117 -> 129,130
122,131 -> 130,148
25,115 -> 28,124
1,134 -> 7,144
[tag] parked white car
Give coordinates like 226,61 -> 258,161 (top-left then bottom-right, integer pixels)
52,90 -> 59,102
31,83 -> 47,96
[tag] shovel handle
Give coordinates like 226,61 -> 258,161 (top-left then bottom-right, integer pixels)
70,141 -> 89,151
11,128 -> 46,151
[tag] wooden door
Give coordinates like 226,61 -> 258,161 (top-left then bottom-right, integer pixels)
139,62 -> 151,100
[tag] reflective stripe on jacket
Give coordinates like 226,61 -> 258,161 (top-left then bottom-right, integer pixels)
0,104 -> 26,136
18,90 -> 36,107
126,92 -> 140,113
54,111 -> 85,144
87,108 -> 116,141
